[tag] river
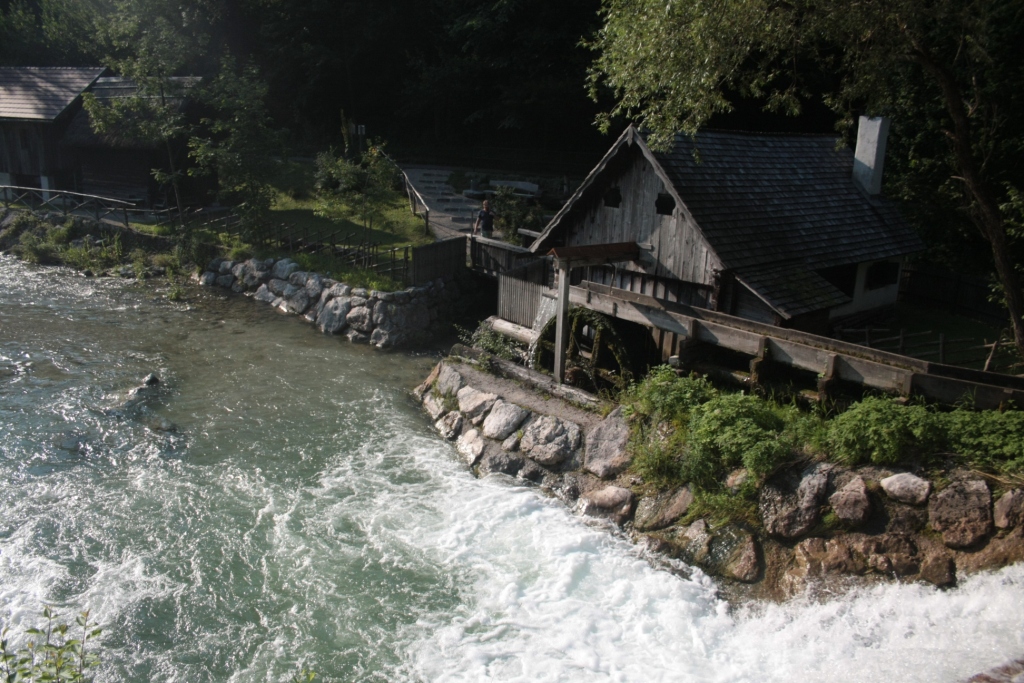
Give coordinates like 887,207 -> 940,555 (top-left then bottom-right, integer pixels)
1,255 -> 1021,682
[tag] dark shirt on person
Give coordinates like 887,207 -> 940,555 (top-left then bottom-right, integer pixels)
476,209 -> 494,236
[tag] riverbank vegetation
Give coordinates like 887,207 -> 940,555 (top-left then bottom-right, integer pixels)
620,365 -> 1024,526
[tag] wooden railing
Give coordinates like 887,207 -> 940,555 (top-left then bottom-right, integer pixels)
1,185 -> 136,228
469,235 -> 534,277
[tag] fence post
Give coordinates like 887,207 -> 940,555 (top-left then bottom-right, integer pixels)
123,207 -> 129,229
424,209 -> 429,236
938,333 -> 945,364
898,328 -> 905,355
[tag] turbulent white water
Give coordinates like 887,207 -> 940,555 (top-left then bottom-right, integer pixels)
1,255 -> 1022,682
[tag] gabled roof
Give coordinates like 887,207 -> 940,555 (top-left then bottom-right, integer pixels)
532,125 -> 924,319
0,67 -> 107,122
652,129 -> 923,273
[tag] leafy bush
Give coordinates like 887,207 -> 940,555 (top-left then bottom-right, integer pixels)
943,408 -> 1024,473
16,231 -> 60,265
684,393 -> 792,487
621,366 -> 718,426
630,427 -> 688,486
0,607 -> 101,682
456,323 -> 525,362
825,396 -> 943,467
489,186 -> 545,246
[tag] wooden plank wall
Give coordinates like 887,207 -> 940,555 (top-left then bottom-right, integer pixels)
498,259 -> 548,328
469,236 -> 533,277
411,236 -> 468,285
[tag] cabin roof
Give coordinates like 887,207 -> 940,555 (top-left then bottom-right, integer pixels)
0,67 -> 107,122
650,129 -> 923,273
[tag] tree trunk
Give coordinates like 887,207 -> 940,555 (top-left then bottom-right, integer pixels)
913,43 -> 1024,359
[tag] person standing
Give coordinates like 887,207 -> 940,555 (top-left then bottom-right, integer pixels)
474,200 -> 495,238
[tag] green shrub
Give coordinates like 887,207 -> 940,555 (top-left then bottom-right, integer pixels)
17,231 -> 60,264
622,366 -> 718,426
630,427 -> 688,486
683,393 -> 792,487
943,408 -> 1024,473
825,396 -> 943,467
456,323 -> 524,362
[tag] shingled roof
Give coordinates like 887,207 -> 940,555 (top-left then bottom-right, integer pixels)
651,129 -> 923,273
0,67 -> 107,122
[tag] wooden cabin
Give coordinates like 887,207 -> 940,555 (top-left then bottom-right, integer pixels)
0,67 -> 107,194
529,120 -> 924,335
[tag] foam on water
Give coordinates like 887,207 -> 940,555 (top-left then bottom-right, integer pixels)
1,256 -> 1022,682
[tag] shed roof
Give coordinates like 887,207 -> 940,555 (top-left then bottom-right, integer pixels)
0,67 -> 107,122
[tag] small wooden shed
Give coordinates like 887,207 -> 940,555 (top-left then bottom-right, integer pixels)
0,67 -> 107,193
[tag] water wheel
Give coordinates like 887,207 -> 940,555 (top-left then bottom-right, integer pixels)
532,308 -> 637,393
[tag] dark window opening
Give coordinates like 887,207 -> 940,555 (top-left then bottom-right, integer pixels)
603,187 -> 622,208
818,264 -> 858,298
865,261 -> 900,290
655,193 -> 675,215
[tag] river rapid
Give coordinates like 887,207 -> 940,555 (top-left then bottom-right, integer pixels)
1,255 -> 1022,682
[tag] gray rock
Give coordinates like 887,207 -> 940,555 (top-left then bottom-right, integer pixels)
918,553 -> 956,587
346,305 -> 374,333
481,400 -> 530,440
288,271 -> 309,286
829,476 -> 871,525
723,532 -> 760,583
371,327 -> 403,349
881,473 -> 931,505
231,262 -> 246,280
477,449 -> 526,477
218,260 -> 234,275
579,486 -> 634,525
231,279 -> 246,293
316,297 -> 352,334
346,329 -> 370,344
326,283 -> 351,299
436,365 -> 463,398
583,406 -> 631,478
501,433 -> 520,451
271,259 -> 298,280
280,289 -> 310,315
456,386 -> 498,424
519,415 -> 581,467
199,271 -> 217,287
457,428 -> 486,466
352,288 -> 369,298
634,486 -> 694,532
215,274 -> 234,288
422,393 -> 447,421
267,278 -> 290,296
929,480 -> 992,548
253,284 -> 276,304
435,412 -> 464,440
994,489 -> 1024,529
206,258 -> 224,272
760,464 -> 830,539
304,273 -> 323,299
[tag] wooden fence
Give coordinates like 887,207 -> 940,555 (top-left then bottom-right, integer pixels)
834,326 -> 1020,374
2,185 -> 136,228
410,236 -> 467,285
498,258 -> 550,327
901,266 -> 1007,323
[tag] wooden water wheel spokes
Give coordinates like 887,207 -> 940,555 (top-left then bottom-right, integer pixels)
534,308 -> 635,392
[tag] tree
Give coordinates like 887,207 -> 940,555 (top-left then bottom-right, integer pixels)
189,59 -> 280,240
314,144 -> 401,236
588,0 -> 1024,358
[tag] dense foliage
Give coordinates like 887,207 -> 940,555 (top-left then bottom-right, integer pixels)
621,366 -> 1024,492
0,608 -> 101,683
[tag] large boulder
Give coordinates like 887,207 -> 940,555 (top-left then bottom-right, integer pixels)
271,259 -> 298,280
456,429 -> 486,467
633,487 -> 694,532
267,278 -> 290,297
435,412 -> 464,441
929,479 -> 992,548
345,305 -> 374,333
477,449 -> 526,477
422,392 -> 447,421
759,464 -> 830,539
722,531 -> 761,583
280,287 -> 311,315
583,406 -> 631,479
881,473 -> 931,505
316,297 -> 352,334
829,476 -> 871,525
199,271 -> 217,287
579,485 -> 634,525
436,365 -> 463,398
253,284 -> 276,303
519,415 -> 581,467
456,386 -> 498,424
481,400 -> 530,440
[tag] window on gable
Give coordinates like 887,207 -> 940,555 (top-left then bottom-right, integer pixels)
865,261 -> 900,290
603,187 -> 622,208
655,193 -> 675,215
818,264 -> 858,298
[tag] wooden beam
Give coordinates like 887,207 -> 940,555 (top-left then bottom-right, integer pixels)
554,260 -> 571,383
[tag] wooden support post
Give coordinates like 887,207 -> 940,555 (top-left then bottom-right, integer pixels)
554,259 -> 571,384
749,336 -> 769,387
898,328 -> 905,355
938,333 -> 946,364
424,209 -> 430,236
984,338 -> 1000,372
817,353 -> 838,403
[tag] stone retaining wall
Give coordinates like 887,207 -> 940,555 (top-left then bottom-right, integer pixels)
198,257 -> 460,349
